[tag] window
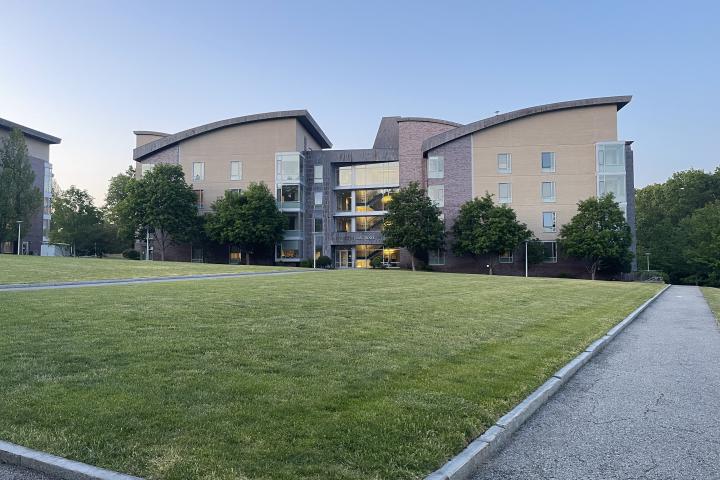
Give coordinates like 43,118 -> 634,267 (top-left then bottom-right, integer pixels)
192,162 -> 205,181
543,241 -> 558,263
497,153 -> 511,173
336,217 -> 352,232
277,185 -> 300,209
499,251 -> 514,263
428,185 -> 444,208
277,240 -> 301,259
141,163 -> 155,177
337,166 -> 352,186
428,156 -> 444,179
355,216 -> 383,232
542,212 -> 556,232
314,218 -> 323,233
226,188 -> 241,195
193,189 -> 204,210
191,246 -> 204,263
428,249 -> 446,265
335,162 -> 399,187
541,152 -> 555,172
276,152 -> 301,182
336,191 -> 352,211
314,191 -> 323,206
541,181 -> 556,202
314,165 -> 323,183
285,213 -> 299,231
599,175 -> 626,199
43,197 -> 51,216
230,161 -> 242,180
498,183 -> 512,204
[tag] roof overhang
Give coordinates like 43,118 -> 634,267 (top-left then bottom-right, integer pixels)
133,110 -> 332,161
421,96 -> 631,154
0,117 -> 61,144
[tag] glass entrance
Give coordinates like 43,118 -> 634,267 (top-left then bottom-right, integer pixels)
335,249 -> 352,268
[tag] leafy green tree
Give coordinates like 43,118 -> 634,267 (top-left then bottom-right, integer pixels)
452,193 -> 533,274
526,238 -> 546,266
104,166 -> 136,243
635,168 -> 720,283
679,200 -> 720,286
121,163 -> 199,261
0,129 -> 42,244
559,194 -> 632,280
205,183 -> 286,264
382,182 -> 445,271
50,186 -> 104,255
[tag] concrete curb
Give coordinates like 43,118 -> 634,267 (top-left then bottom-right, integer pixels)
0,440 -> 143,479
0,269 -> 318,292
425,283 -> 672,480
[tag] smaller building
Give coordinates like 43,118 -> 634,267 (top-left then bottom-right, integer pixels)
0,118 -> 60,256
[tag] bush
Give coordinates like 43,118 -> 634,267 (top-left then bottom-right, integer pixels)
122,249 -> 141,260
316,255 -> 332,268
298,260 -> 313,268
370,256 -> 384,269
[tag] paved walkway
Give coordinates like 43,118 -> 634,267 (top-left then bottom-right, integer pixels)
472,285 -> 720,480
0,463 -> 55,480
0,269 -> 313,292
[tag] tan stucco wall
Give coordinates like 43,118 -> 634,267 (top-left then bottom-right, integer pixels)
0,130 -> 50,160
178,118 -> 299,207
135,133 -> 166,147
472,105 -> 618,240
296,121 -> 322,152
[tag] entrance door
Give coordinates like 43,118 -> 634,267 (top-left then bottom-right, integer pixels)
336,249 -> 352,268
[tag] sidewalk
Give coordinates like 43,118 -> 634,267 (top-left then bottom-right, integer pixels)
472,285 -> 720,480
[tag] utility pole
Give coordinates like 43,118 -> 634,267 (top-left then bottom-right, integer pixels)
313,234 -> 316,269
146,227 -> 150,261
525,241 -> 528,277
16,221 -> 23,255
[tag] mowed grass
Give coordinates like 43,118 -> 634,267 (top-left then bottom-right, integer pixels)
0,271 -> 661,479
702,287 -> 720,323
0,255 -> 282,285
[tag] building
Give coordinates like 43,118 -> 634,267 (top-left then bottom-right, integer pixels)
133,96 -> 635,276
0,118 -> 60,256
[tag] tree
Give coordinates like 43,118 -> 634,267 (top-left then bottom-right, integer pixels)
104,166 -> 136,243
382,182 -> 445,271
526,238 -> 546,266
559,194 -> 632,280
204,183 -> 286,264
680,200 -> 720,286
0,129 -> 42,245
50,186 -> 104,256
121,163 -> 199,261
452,193 -> 533,274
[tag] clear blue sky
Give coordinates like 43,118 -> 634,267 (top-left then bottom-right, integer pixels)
1,0 -> 717,202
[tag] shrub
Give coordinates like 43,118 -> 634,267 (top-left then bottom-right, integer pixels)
370,256 -> 384,269
298,260 -> 313,268
316,255 -> 332,268
122,249 -> 141,260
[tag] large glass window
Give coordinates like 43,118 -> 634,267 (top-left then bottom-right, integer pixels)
541,152 -> 555,172
285,213 -> 299,232
599,175 -> 626,200
335,162 -> 399,187
497,153 -> 511,173
192,162 -> 205,181
428,249 -> 446,265
355,216 -> 383,232
142,163 -> 155,177
276,153 -> 301,182
277,185 -> 300,209
277,240 -> 301,259
338,166 -> 352,186
230,161 -> 242,180
428,185 -> 444,208
543,241 -> 558,263
597,143 -> 625,173
336,191 -> 352,211
498,183 -> 511,204
542,211 -> 556,232
428,156 -> 444,179
541,182 -> 556,202
336,217 -> 352,232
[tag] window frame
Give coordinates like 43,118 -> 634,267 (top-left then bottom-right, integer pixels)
428,184 -> 445,208
427,156 -> 444,179
541,181 -> 556,202
498,182 -> 512,204
541,152 -> 555,173
497,153 -> 512,174
542,241 -> 558,263
542,211 -> 557,233
314,164 -> 323,184
192,162 -> 205,182
230,160 -> 242,181
314,191 -> 323,206
499,251 -> 514,263
428,249 -> 446,266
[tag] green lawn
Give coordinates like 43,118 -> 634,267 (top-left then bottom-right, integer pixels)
0,255 -> 283,285
0,271 -> 661,479
702,287 -> 720,323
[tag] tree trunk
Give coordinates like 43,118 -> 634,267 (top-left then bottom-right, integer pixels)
590,262 -> 597,280
410,255 -> 415,272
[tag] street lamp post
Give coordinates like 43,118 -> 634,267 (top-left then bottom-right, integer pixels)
645,252 -> 651,271
16,221 -> 23,255
525,241 -> 528,278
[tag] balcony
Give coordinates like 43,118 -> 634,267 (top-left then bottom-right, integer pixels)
332,231 -> 384,245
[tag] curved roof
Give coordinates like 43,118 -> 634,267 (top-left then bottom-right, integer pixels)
134,110 -> 331,161
0,117 -> 61,144
133,130 -> 169,137
421,96 -> 631,153
397,117 -> 462,127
